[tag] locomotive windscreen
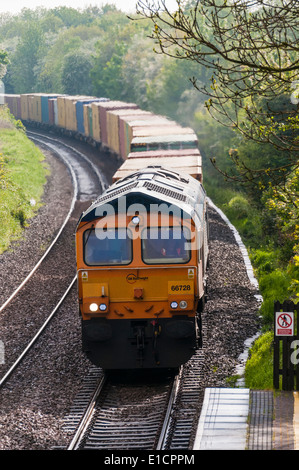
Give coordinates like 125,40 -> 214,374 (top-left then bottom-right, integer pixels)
141,226 -> 191,264
83,228 -> 133,266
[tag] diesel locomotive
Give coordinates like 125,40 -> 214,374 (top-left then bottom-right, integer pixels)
2,93 -> 209,370
76,166 -> 208,369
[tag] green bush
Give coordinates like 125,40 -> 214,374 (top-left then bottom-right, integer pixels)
227,195 -> 250,219
251,249 -> 278,276
245,331 -> 274,389
258,269 -> 291,328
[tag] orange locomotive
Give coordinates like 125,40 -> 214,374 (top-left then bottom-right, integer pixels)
76,166 -> 208,370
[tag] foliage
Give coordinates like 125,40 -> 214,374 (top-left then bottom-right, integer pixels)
0,106 -> 47,253
9,22 -> 46,93
137,0 -> 299,190
0,49 -> 8,79
61,51 -> 93,95
0,5 -> 210,122
245,331 -> 274,389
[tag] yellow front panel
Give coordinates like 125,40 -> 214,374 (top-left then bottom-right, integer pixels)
78,266 -> 197,320
79,267 -> 194,301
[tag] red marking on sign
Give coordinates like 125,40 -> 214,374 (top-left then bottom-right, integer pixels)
278,314 -> 292,328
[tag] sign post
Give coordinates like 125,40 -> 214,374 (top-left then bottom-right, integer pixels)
273,300 -> 299,391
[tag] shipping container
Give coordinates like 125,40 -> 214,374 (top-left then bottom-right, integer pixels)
41,94 -> 60,123
4,94 -> 21,119
84,105 -> 94,138
122,116 -> 176,157
95,101 -> 139,146
14,95 -> 21,119
108,109 -> 154,159
112,151 -> 202,182
3,94 -> 17,117
126,148 -> 201,159
57,96 -> 68,128
83,104 -> 90,136
88,106 -> 94,138
64,95 -> 82,131
3,94 -> 13,113
91,102 -> 101,142
20,94 -> 33,121
132,125 -> 195,138
106,108 -> 149,156
27,95 -> 35,121
130,133 -> 199,152
31,93 -> 53,122
48,98 -> 55,125
76,97 -> 108,135
60,95 -> 95,132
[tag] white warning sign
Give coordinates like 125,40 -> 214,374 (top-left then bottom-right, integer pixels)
275,311 -> 294,336
188,268 -> 194,279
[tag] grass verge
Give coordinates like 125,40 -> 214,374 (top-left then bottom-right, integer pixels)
0,105 -> 48,254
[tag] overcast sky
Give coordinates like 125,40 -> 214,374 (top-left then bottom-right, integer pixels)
0,0 -> 178,15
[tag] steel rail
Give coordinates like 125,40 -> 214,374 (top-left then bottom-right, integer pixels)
0,130 -> 107,315
67,373 -> 106,450
0,132 -> 105,387
156,373 -> 181,450
0,137 -> 78,315
0,275 -> 77,388
27,130 -> 109,192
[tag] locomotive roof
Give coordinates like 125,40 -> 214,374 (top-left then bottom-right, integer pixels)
77,166 -> 206,226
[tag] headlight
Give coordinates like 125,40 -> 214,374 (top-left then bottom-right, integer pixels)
89,303 -> 98,312
179,300 -> 188,309
99,303 -> 107,311
131,216 -> 140,225
170,301 -> 178,309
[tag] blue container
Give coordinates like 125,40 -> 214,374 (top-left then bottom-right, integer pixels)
76,98 -> 108,135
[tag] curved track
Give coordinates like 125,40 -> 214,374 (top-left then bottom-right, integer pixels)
0,131 -> 106,387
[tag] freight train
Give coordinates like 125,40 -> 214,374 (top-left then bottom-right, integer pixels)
2,93 -> 209,370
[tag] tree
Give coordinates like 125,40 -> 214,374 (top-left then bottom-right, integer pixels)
0,49 -> 8,79
90,11 -> 133,100
10,23 -> 45,93
136,0 -> 299,189
61,51 -> 93,95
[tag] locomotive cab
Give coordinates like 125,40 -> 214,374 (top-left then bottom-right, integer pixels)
76,167 -> 208,369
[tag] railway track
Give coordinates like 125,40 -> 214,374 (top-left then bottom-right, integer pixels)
62,350 -> 206,450
65,369 -> 177,450
26,130 -> 108,198
0,131 -> 106,388
62,317 -> 207,451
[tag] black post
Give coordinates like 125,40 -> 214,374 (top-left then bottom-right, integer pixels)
273,300 -> 299,391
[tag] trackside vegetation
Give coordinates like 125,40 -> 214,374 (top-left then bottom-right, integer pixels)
0,105 -> 48,253
194,111 -> 298,389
